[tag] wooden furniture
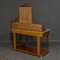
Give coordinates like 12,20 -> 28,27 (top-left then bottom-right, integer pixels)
11,3 -> 50,56
19,3 -> 32,23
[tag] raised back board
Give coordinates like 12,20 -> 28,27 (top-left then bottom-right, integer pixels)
19,4 -> 32,24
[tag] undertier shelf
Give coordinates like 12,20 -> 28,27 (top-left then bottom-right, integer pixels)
16,46 -> 48,56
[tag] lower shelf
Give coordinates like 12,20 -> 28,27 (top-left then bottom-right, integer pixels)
14,46 -> 48,56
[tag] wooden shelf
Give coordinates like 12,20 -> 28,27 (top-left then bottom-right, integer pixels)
16,46 -> 48,56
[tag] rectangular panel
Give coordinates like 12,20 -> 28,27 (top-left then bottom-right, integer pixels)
12,28 -> 43,37
19,7 -> 32,23
12,23 -> 45,32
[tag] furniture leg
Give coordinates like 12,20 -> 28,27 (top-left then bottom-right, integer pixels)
37,36 -> 40,55
13,33 -> 16,49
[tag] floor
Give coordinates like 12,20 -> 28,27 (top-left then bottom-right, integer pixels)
0,42 -> 60,60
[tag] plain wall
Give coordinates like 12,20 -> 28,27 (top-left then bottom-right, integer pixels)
0,0 -> 60,43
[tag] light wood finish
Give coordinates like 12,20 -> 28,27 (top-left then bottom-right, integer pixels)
12,30 -> 49,56
37,36 -> 40,55
13,33 -> 16,49
12,22 -> 45,32
11,4 -> 50,56
12,28 -> 43,37
19,7 -> 32,23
